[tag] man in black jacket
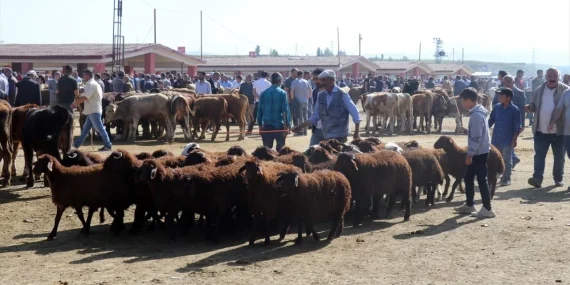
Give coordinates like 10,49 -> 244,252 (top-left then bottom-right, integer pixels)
3,68 -> 17,105
14,70 -> 42,107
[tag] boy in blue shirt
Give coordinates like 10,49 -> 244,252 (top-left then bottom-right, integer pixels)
455,87 -> 496,218
488,88 -> 521,186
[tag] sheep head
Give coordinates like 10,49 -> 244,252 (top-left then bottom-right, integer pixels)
227,145 -> 247,157
104,149 -> 137,171
340,144 -> 363,154
33,154 -> 57,175
152,149 -> 172,158
278,146 -> 297,156
309,146 -> 334,164
384,142 -> 404,154
334,152 -> 359,174
318,141 -> 338,154
292,154 -> 310,173
135,152 -> 153,160
215,156 -> 236,167
404,140 -> 421,150
251,146 -> 277,161
276,170 -> 300,197
61,150 -> 90,167
326,139 -> 343,153
140,160 -> 164,182
184,150 -> 211,166
364,137 -> 382,145
239,159 -> 263,181
181,142 -> 201,156
434,136 -> 455,151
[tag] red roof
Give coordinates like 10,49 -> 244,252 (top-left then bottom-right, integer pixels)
0,43 -> 158,60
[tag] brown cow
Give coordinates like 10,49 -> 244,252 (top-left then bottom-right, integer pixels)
192,97 -> 229,141
197,90 -> 251,140
0,100 -> 12,186
411,91 -> 434,133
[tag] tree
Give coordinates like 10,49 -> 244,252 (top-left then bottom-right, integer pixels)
380,54 -> 384,61
388,56 -> 393,61
270,49 -> 279,57
338,50 -> 347,56
402,56 -> 409,61
323,47 -> 334,57
255,45 -> 260,56
317,47 -> 322,57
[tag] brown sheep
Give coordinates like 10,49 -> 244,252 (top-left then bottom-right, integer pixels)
155,155 -> 186,168
402,149 -> 445,206
277,169 -> 351,244
227,145 -> 249,157
433,136 -> 505,202
192,96 -> 229,141
334,151 -> 412,226
251,146 -> 278,161
85,152 -> 106,164
350,138 -> 380,153
152,149 -> 174,158
278,145 -> 301,156
238,158 -> 301,246
135,152 -> 153,160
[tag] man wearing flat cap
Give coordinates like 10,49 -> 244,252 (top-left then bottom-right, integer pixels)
294,70 -> 361,143
14,70 -> 42,107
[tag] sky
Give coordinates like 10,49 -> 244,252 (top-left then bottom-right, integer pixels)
0,0 -> 569,66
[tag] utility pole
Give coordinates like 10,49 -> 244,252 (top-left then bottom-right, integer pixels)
153,9 -> 156,44
532,47 -> 536,74
337,27 -> 340,65
418,42 -> 422,62
359,34 -> 362,56
295,43 -> 298,56
452,48 -> 455,63
461,48 -> 464,64
200,10 -> 203,60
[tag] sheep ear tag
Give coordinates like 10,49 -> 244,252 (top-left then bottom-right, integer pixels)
257,166 -> 263,175
150,168 -> 157,179
47,162 -> 53,172
294,176 -> 299,187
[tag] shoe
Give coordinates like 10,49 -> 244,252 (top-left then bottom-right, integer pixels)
528,178 -> 542,188
555,181 -> 565,187
471,207 -> 496,218
512,160 -> 520,170
455,204 -> 478,214
98,146 -> 112,152
499,180 -> 511,187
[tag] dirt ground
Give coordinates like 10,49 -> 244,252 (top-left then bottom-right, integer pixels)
2,115 -> 570,285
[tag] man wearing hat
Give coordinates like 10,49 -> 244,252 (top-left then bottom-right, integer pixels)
256,72 -> 291,152
14,70 -> 42,107
293,70 -> 361,143
488,87 -> 521,186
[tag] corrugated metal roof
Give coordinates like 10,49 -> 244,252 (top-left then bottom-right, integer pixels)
0,43 -> 156,58
373,61 -> 412,70
201,55 -> 359,67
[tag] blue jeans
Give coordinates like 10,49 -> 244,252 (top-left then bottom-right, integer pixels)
260,125 -> 285,152
564,136 -> 570,159
310,128 -> 325,146
74,113 -> 112,148
308,97 -> 313,118
533,132 -> 564,183
464,153 -> 492,210
497,145 -> 513,182
294,101 -> 308,133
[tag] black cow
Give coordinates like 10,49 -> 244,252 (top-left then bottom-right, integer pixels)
23,105 -> 74,187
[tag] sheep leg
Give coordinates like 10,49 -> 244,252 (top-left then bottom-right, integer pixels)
425,185 -> 434,207
248,215 -> 257,246
309,223 -> 320,242
75,207 -> 88,234
165,212 -> 176,240
334,216 -> 345,238
371,194 -> 382,218
327,215 -> 340,241
385,195 -> 396,219
47,205 -> 65,240
83,207 -> 96,235
352,197 -> 363,228
489,175 -> 497,199
99,207 -> 105,224
278,218 -> 291,241
130,205 -> 146,234
110,210 -> 125,235
411,186 -> 419,204
402,191 -> 411,222
446,179 -> 462,203
442,175 -> 451,197
210,212 -> 224,243
295,219 -> 303,245
262,214 -> 270,246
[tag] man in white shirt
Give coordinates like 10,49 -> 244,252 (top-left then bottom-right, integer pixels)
0,68 -> 8,95
232,75 -> 243,89
248,71 -> 271,132
526,68 -> 569,188
196,71 -> 212,94
70,69 -> 112,151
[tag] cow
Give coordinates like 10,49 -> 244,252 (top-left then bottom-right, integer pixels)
395,93 -> 413,133
0,100 -> 12,186
11,104 -> 39,180
411,91 -> 434,133
363,92 -> 399,135
22,105 -> 74,187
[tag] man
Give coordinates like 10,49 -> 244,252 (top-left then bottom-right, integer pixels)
3,68 -> 17,105
463,75 -> 471,86
294,70 -> 361,143
309,68 -> 325,146
220,75 -> 232,89
250,71 -> 271,132
284,68 -> 298,126
144,74 -> 155,91
239,74 -> 254,132
549,84 -> 570,191
70,69 -> 112,152
425,77 -> 435,89
339,79 -> 347,88
515,70 -> 525,90
441,76 -> 453,94
488,88 -> 521,186
14,70 -> 42,107
173,73 -> 183,88
453,75 -> 467,96
72,71 -> 83,84
113,71 -> 125,93
363,73 -> 373,93
161,73 -> 171,89
492,70 -> 509,105
94,73 -> 105,91
404,76 -> 420,95
0,68 -> 8,95
290,71 -> 312,135
532,70 -> 545,91
47,72 -> 60,106
103,73 -> 113,93
133,72 -> 141,92
208,72 -> 221,94
468,75 -> 479,91
195,71 -> 212,94
232,75 -> 243,89
57,65 -> 79,111
525,68 -> 569,188
563,74 -> 570,86
503,75 -> 526,129
257,72 -> 291,152
374,76 -> 384,92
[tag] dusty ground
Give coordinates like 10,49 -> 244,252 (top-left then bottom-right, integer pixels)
2,115 -> 570,285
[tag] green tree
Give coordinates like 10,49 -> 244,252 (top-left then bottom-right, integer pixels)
323,48 -> 334,57
388,56 -> 393,61
380,54 -> 384,61
338,50 -> 347,56
402,56 -> 409,61
270,49 -> 279,57
255,45 -> 260,55
317,47 -> 322,56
